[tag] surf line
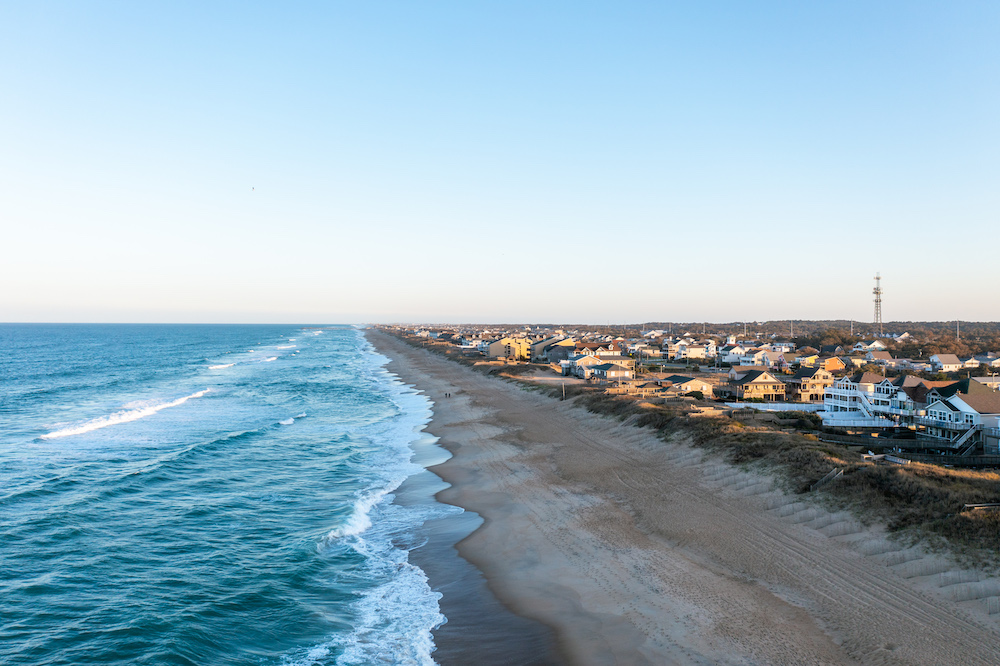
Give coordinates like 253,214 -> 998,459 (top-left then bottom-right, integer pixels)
41,389 -> 211,440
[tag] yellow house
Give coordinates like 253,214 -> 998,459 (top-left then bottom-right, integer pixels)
486,337 -> 531,360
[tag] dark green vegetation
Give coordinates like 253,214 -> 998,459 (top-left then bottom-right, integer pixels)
389,331 -> 1000,568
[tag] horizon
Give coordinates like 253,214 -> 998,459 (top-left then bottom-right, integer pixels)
2,319 -> 997,329
3,3 -> 998,323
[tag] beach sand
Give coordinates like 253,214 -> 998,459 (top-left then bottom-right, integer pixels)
372,331 -> 1000,665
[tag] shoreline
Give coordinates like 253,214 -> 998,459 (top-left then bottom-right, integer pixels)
370,329 -> 1000,665
378,339 -> 563,665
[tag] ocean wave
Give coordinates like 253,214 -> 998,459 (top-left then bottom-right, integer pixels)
41,389 -> 211,440
209,363 -> 235,370
276,345 -> 296,350
319,485 -> 398,543
334,558 -> 442,666
263,357 -> 278,363
279,418 -> 295,426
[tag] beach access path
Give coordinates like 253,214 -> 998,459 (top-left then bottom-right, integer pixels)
370,331 -> 1000,666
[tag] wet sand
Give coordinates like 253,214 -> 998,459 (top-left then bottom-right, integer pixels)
373,330 -> 1000,665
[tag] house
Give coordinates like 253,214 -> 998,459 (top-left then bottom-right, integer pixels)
841,356 -> 867,369
719,345 -> 747,365
975,356 -> 1000,369
662,375 -> 713,398
822,372 -> 897,428
866,350 -> 893,365
820,345 -> 846,356
822,372 -> 957,428
737,349 -> 770,367
961,356 -> 981,369
929,354 -> 962,373
565,353 -> 634,378
530,336 -> 574,362
785,368 -> 834,403
674,343 -> 709,360
728,365 -> 768,381
853,340 -> 887,352
724,370 -> 787,401
817,357 -> 847,374
794,353 -> 820,368
591,363 -> 634,383
918,379 -> 1000,450
547,345 -> 576,365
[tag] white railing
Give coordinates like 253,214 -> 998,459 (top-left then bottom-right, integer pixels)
856,391 -> 875,418
916,416 -> 964,429
821,416 -> 895,428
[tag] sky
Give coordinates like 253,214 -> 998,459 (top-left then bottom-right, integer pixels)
2,2 -> 998,324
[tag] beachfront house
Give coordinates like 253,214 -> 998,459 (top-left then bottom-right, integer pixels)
723,369 -> 787,401
918,380 -> 1000,451
662,375 -> 713,398
591,363 -> 633,384
785,368 -> 834,403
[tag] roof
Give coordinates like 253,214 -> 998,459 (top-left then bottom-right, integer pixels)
664,375 -> 699,385
731,370 -> 782,385
848,372 -> 886,385
791,367 -> 829,380
592,363 -> 630,372
937,379 -> 1000,414
932,353 -> 962,364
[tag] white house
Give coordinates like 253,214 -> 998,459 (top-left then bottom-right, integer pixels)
918,379 -> 1000,449
929,354 -> 962,373
853,340 -> 887,352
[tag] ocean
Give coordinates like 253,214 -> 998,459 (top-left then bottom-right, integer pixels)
0,324 -> 460,665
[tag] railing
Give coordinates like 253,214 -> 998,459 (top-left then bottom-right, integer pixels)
856,391 -> 875,418
955,425 -> 984,453
820,416 -> 895,428
915,416 -> 968,429
895,453 -> 1000,467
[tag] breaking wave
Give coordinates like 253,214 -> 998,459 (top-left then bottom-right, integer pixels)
41,389 -> 211,439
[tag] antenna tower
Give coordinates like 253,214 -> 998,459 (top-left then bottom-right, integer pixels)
872,273 -> 883,337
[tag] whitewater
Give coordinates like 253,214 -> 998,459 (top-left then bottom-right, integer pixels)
0,324 -> 458,665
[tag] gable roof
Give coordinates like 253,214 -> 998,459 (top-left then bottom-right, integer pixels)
791,367 -> 829,380
591,362 -> 629,372
731,369 -> 782,385
936,379 -> 1000,414
664,375 -> 700,385
932,353 -> 961,365
848,372 -> 886,385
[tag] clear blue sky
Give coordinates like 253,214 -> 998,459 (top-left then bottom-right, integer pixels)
2,2 -> 997,323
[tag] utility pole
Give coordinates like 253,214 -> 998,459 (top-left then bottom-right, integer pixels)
957,320 -> 961,341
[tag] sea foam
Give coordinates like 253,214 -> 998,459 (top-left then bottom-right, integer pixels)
209,363 -> 235,370
41,389 -> 210,439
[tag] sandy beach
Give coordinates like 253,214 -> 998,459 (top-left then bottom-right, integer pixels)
371,331 -> 1000,665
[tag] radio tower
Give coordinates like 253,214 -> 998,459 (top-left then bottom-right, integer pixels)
872,273 -> 883,337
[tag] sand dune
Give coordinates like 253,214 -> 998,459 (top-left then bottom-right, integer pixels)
371,331 -> 1000,665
